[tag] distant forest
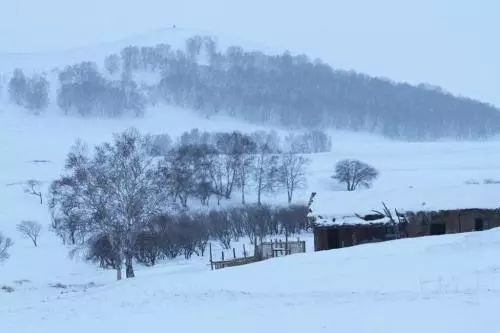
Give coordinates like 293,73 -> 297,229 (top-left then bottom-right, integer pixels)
4,35 -> 500,140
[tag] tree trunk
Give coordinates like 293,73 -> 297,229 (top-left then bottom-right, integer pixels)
241,186 -> 246,205
116,264 -> 122,280
125,254 -> 135,278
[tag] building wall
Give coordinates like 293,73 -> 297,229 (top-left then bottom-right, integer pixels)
314,224 -> 390,251
406,209 -> 500,236
314,209 -> 500,252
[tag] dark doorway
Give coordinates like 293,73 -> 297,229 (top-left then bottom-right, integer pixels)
327,229 -> 340,249
430,223 -> 446,235
474,218 -> 484,231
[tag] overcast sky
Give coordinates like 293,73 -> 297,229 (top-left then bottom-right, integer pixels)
1,0 -> 499,106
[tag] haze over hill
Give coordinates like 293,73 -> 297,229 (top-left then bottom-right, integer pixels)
1,33 -> 498,140
1,0 -> 499,107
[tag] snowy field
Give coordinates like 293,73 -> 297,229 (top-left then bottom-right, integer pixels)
2,228 -> 500,332
2,106 -> 500,332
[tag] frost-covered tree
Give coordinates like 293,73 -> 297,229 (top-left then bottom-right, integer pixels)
9,70 -> 49,113
333,159 -> 379,191
149,134 -> 172,156
121,46 -> 141,74
17,221 -> 42,247
50,129 -> 171,279
25,75 -> 49,112
8,68 -> 27,106
58,62 -> 145,117
104,54 -> 121,75
0,232 -> 13,262
285,131 -> 332,153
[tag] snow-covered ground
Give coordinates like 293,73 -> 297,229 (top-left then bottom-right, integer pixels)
2,104 -> 500,331
2,227 -> 500,332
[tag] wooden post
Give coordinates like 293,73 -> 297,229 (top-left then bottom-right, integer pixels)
209,243 -> 213,270
285,233 -> 289,255
222,251 -> 225,261
243,244 -> 247,258
458,210 -> 462,233
233,248 -> 236,259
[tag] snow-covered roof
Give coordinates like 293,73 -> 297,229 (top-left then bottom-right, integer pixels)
312,213 -> 394,227
309,184 -> 500,226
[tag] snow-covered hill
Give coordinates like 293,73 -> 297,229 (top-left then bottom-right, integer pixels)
0,27 -> 275,73
2,225 -> 500,332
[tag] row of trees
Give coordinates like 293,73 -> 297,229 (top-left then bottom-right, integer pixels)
8,69 -> 50,112
88,204 -> 308,268
162,131 -> 309,207
143,128 -> 329,209
110,36 -> 500,140
57,62 -> 145,117
5,36 -> 498,140
159,128 -> 331,155
49,129 -> 309,280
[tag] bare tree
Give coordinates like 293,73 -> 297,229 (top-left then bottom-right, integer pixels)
253,145 -> 279,205
279,153 -> 309,203
50,129 -> 171,280
0,232 -> 13,262
229,134 -> 257,205
17,221 -> 42,247
332,159 -> 379,191
25,179 -> 43,204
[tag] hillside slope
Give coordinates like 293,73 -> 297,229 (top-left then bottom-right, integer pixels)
1,32 -> 499,140
2,227 -> 500,332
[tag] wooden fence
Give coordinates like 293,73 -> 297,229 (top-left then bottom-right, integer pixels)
209,239 -> 306,270
256,239 -> 306,259
211,256 -> 261,270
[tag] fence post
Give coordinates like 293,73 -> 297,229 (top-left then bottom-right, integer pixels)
222,251 -> 225,261
209,243 -> 213,270
243,244 -> 247,258
233,248 -> 236,259
285,234 -> 289,255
